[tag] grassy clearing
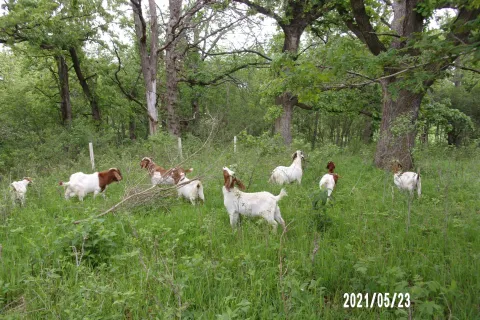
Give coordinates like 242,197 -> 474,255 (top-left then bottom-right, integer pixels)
1,141 -> 480,319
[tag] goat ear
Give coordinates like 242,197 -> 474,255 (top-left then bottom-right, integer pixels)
292,152 -> 298,160
113,170 -> 122,181
235,178 -> 246,191
224,176 -> 231,192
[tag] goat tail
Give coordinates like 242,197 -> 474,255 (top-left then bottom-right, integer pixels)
276,188 -> 288,201
197,182 -> 205,201
416,176 -> 422,198
416,168 -> 421,197
185,168 -> 194,173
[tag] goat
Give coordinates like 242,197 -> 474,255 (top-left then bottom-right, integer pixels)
319,161 -> 340,198
223,167 -> 287,231
269,150 -> 305,185
59,168 -> 122,201
176,173 -> 205,205
10,177 -> 33,206
140,157 -> 193,185
392,161 -> 421,197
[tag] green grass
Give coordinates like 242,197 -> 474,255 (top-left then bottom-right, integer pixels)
1,142 -> 480,319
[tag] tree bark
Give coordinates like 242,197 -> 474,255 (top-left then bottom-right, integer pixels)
131,0 -> 159,135
274,27 -> 306,144
69,47 -> 101,122
374,78 -> 424,169
56,55 -> 72,126
274,93 -> 295,144
164,0 -> 182,136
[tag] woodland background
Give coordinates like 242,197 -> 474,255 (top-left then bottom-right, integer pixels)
1,0 -> 480,319
0,0 -> 479,172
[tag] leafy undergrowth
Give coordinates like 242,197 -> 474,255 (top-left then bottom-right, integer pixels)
1,141 -> 479,319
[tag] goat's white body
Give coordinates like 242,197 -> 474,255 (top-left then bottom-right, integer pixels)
177,177 -> 205,205
63,172 -> 102,201
269,158 -> 303,185
222,187 -> 287,230
394,172 -> 421,197
151,172 -> 175,185
10,179 -> 31,206
319,174 -> 336,197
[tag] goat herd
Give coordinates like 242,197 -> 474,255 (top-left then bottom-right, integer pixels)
9,150 -> 421,231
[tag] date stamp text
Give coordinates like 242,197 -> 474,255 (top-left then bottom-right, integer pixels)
343,292 -> 410,308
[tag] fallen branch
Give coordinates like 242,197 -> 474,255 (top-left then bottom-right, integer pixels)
73,178 -> 200,224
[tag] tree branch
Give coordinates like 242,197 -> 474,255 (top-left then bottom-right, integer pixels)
180,62 -> 270,86
348,0 -> 387,55
201,48 -> 272,61
232,0 -> 283,23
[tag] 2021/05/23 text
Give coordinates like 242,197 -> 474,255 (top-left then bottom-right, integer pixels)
343,293 -> 411,308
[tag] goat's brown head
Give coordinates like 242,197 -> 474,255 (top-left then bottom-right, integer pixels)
109,168 -> 123,181
23,177 -> 33,185
98,168 -> 122,191
391,160 -> 403,174
326,161 -> 336,173
223,167 -> 245,192
140,157 -> 153,169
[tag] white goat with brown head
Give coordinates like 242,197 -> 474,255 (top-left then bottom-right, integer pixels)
223,167 -> 287,231
140,157 -> 193,185
319,161 -> 340,198
392,161 -> 421,198
176,172 -> 205,205
60,168 -> 122,201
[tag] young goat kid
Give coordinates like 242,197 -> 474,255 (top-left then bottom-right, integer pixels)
60,168 -> 122,201
319,161 -> 340,198
223,167 -> 287,231
269,150 -> 305,185
392,161 -> 421,197
176,173 -> 205,205
140,157 -> 193,185
10,177 -> 33,206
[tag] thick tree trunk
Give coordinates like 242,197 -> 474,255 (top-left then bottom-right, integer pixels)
374,78 -> 424,170
275,93 -> 295,144
164,0 -> 183,136
56,55 -> 72,126
69,47 -> 101,122
274,27 -> 305,144
131,0 -> 159,136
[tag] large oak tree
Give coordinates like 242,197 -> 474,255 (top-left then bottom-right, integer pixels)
340,0 -> 480,169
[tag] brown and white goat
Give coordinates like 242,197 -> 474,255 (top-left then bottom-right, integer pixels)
392,161 -> 421,197
140,157 -> 193,185
223,167 -> 287,231
176,173 -> 205,205
60,168 -> 122,201
319,161 -> 340,198
10,177 -> 33,206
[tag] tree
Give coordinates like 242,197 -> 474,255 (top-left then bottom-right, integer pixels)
131,0 -> 160,135
0,0 -> 110,124
232,0 -> 334,145
339,0 -> 480,169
